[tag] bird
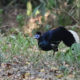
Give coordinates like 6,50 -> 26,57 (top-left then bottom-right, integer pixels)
34,27 -> 79,53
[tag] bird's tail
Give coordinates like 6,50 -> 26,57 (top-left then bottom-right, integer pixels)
69,30 -> 80,43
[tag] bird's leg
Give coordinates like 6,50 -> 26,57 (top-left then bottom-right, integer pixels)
53,51 -> 55,55
51,42 -> 59,55
52,46 -> 58,55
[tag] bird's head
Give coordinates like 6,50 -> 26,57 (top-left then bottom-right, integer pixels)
34,32 -> 41,40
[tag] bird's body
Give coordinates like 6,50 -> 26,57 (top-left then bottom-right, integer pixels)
34,27 -> 79,52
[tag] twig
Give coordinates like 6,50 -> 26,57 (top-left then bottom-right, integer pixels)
69,5 -> 76,14
52,8 -> 79,24
3,0 -> 16,11
63,9 -> 79,24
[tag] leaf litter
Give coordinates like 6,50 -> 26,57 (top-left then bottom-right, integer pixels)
0,54 -> 79,80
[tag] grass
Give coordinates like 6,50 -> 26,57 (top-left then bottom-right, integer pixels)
0,32 -> 37,62
0,31 -> 80,79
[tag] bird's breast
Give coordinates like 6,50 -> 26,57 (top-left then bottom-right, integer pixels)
38,41 -> 52,51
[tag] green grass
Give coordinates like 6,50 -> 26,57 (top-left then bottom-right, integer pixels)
0,32 -> 37,62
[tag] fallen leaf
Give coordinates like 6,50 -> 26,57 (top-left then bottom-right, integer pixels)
40,69 -> 45,72
7,72 -> 13,76
51,67 -> 58,71
56,74 -> 63,79
35,78 -> 44,80
26,61 -> 30,65
68,74 -> 74,78
1,63 -> 6,69
22,72 -> 31,79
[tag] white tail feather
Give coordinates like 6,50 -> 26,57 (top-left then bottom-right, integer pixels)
69,30 -> 79,43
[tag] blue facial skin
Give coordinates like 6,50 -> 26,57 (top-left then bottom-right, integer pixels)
34,34 -> 40,39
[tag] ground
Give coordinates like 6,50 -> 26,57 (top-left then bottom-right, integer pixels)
0,8 -> 80,80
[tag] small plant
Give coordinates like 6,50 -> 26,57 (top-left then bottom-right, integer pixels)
0,9 -> 3,26
0,31 -> 38,62
16,14 -> 25,27
46,0 -> 56,9
56,43 -> 80,69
